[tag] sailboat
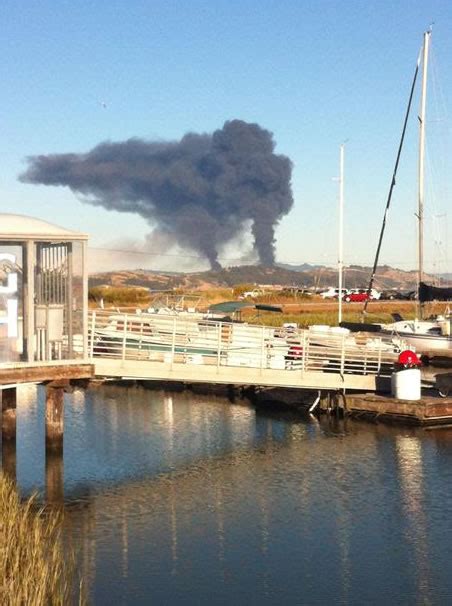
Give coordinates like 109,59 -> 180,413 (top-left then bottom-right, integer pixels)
381,30 -> 451,352
345,30 -> 452,353
381,313 -> 451,352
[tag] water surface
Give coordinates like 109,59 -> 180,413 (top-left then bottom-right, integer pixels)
2,383 -> 452,605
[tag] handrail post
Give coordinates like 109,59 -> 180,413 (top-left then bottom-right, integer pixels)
301,330 -> 307,373
340,333 -> 346,376
122,315 -> 128,360
171,317 -> 176,368
216,322 -> 222,371
89,311 -> 96,358
377,338 -> 382,373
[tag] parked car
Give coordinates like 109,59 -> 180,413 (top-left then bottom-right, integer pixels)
320,287 -> 349,299
343,288 -> 380,302
343,289 -> 369,302
380,290 -> 416,300
239,289 -> 264,299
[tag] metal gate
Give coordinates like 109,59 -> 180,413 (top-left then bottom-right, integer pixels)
34,243 -> 73,360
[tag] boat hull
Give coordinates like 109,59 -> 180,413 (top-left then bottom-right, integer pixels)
384,331 -> 452,353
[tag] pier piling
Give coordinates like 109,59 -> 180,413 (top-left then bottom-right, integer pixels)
1,387 -> 17,442
45,384 -> 65,450
2,439 -> 17,482
45,449 -> 64,504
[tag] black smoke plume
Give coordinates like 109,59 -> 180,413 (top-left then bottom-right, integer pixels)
20,120 -> 293,269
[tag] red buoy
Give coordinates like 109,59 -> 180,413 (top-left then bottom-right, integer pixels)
397,350 -> 421,368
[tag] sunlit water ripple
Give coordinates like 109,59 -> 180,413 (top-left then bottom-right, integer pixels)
2,383 -> 452,605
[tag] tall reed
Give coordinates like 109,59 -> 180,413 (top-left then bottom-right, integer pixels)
0,474 -> 83,605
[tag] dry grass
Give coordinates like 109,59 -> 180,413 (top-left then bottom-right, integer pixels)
244,305 -> 445,327
242,298 -> 450,327
87,284 -> 449,325
0,474 -> 83,606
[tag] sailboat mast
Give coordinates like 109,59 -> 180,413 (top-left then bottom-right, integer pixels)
362,40 -> 422,318
418,29 -> 431,314
338,144 -> 345,324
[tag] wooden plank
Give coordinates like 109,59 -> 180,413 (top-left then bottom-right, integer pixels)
424,400 -> 452,418
0,363 -> 93,385
345,393 -> 452,424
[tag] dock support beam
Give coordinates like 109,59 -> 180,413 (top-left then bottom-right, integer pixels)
45,450 -> 64,504
2,387 -> 17,441
45,384 -> 64,450
45,383 -> 65,502
1,387 -> 17,480
2,439 -> 17,481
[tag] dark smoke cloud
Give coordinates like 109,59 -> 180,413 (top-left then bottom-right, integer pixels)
20,120 -> 294,269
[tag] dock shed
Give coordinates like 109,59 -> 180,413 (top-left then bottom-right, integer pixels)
0,214 -> 88,363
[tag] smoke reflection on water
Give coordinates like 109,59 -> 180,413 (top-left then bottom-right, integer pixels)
2,383 -> 452,605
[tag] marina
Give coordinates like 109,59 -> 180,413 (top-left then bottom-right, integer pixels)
2,6 -> 452,605
1,211 -> 451,473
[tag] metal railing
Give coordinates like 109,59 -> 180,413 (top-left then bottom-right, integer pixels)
88,310 -> 400,377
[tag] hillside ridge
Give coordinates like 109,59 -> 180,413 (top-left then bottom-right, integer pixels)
89,264 -> 448,291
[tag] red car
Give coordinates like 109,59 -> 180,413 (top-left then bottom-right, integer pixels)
343,289 -> 369,302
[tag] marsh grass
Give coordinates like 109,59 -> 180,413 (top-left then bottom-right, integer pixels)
0,474 -> 84,606
245,309 -> 411,327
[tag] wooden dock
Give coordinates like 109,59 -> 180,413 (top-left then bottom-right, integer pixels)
1,360 -> 93,491
0,360 -> 93,385
343,393 -> 452,425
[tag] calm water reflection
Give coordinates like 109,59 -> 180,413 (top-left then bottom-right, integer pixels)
2,383 -> 452,605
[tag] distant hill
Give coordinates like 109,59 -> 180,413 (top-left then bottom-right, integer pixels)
89,264 -> 448,292
276,262 -> 323,271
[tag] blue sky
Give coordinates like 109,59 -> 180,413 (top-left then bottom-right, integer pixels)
1,0 -> 451,274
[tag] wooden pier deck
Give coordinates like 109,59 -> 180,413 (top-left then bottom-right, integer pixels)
344,393 -> 452,425
1,360 -> 94,456
0,360 -> 93,385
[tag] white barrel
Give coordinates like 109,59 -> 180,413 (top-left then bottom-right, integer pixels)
391,368 -> 421,400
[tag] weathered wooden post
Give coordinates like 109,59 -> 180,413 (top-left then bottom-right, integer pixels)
45,382 -> 65,502
1,438 -> 17,481
45,383 -> 65,450
1,387 -> 17,441
45,449 -> 64,504
1,387 -> 17,480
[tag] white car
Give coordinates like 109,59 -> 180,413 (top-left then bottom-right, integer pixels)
320,287 -> 349,299
240,289 -> 263,299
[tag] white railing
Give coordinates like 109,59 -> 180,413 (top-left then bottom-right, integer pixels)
87,310 -> 400,377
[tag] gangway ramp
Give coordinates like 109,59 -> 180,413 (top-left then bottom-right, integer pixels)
89,310 -> 399,392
